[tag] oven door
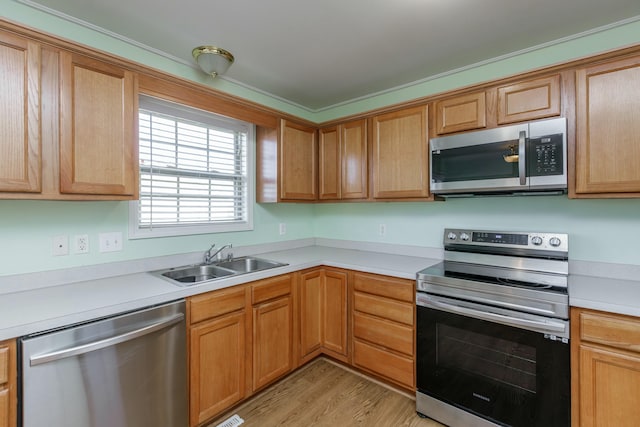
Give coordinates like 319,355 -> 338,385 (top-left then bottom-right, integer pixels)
416,295 -> 570,427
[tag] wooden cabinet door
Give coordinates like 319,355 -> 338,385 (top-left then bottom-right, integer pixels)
435,91 -> 486,134
579,344 -> 640,427
279,119 -> 317,200
319,120 -> 367,201
253,296 -> 293,391
299,270 -> 323,359
371,105 -> 429,199
575,55 -> 640,195
341,119 -> 367,199
318,126 -> 340,200
497,74 -> 561,124
59,51 -> 137,196
189,312 -> 246,426
0,31 -> 41,193
0,340 -> 16,427
322,269 -> 348,357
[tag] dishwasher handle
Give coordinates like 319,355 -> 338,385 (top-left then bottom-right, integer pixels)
30,312 -> 184,366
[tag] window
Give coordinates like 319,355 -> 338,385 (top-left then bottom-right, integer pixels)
129,95 -> 254,238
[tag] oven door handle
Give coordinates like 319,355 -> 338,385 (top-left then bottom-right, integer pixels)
417,295 -> 567,334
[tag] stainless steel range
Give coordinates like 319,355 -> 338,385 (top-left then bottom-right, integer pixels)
416,228 -> 570,427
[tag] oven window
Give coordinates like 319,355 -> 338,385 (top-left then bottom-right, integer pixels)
416,304 -> 570,427
438,323 -> 536,393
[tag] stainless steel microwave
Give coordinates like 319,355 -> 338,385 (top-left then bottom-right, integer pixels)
430,117 -> 567,196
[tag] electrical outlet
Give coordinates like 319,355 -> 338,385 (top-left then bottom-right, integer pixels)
379,224 -> 386,237
99,232 -> 123,253
74,234 -> 89,254
279,223 -> 287,235
52,235 -> 69,256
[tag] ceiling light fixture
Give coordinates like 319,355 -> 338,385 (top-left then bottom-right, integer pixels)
192,46 -> 235,78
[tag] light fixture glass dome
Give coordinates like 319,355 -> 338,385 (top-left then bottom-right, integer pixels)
192,46 -> 235,78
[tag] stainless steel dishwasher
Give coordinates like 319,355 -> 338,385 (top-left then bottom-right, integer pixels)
19,299 -> 187,427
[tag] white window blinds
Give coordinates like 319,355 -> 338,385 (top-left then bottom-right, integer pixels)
132,95 -> 253,237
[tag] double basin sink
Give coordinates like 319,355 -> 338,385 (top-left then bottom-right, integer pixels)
153,256 -> 288,286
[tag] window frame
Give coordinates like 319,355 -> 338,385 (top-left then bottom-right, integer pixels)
129,95 -> 255,239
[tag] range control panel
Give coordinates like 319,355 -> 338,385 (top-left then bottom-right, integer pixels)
444,228 -> 568,252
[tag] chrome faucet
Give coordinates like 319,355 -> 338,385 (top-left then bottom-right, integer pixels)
203,243 -> 233,264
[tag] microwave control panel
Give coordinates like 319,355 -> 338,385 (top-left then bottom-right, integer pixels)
529,133 -> 563,176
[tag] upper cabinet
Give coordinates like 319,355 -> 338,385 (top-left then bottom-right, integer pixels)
59,51 -> 138,197
574,54 -> 640,197
435,91 -> 486,135
257,119 -> 317,202
0,27 -> 139,201
318,119 -> 367,200
0,30 -> 41,194
371,105 -> 430,199
496,74 -> 561,125
434,74 -> 562,135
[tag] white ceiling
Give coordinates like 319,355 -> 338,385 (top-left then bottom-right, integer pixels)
20,0 -> 640,111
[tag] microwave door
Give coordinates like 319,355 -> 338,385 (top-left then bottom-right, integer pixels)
431,137 -> 529,194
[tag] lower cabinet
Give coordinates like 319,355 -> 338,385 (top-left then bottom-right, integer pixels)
571,307 -> 640,427
251,274 -> 293,391
187,274 -> 294,426
0,340 -> 16,427
187,286 -> 248,427
187,269 -> 415,425
299,268 -> 349,363
351,272 -> 415,391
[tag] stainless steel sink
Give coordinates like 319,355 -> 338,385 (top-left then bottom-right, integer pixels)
160,265 -> 236,284
214,256 -> 286,274
153,256 -> 288,286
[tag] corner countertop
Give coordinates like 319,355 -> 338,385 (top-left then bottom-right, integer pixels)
0,245 -> 440,341
1,241 -> 639,341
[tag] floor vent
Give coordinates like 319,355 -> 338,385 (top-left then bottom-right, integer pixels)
215,414 -> 245,427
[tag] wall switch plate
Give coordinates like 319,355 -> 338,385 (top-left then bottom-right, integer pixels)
99,232 -> 123,253
52,235 -> 69,256
74,234 -> 89,254
279,223 -> 287,235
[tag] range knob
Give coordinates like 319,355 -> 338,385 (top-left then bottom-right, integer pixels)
531,236 -> 543,246
460,232 -> 470,241
549,237 -> 562,247
447,232 -> 457,241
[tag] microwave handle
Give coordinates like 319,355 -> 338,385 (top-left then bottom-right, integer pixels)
518,130 -> 526,185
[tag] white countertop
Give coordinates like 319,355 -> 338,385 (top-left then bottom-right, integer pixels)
0,245 -> 439,341
1,241 -> 639,341
569,274 -> 640,318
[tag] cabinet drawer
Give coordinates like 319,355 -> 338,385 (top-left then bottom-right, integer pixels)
579,310 -> 640,353
353,272 -> 414,302
251,274 -> 291,304
189,286 -> 246,324
353,312 -> 413,356
0,345 -> 7,385
353,339 -> 414,389
354,292 -> 413,325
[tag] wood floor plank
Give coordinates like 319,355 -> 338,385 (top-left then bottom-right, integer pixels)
208,358 -> 443,427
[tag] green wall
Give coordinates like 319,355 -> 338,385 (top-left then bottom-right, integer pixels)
0,201 -> 314,276
1,3 -> 640,276
314,197 -> 640,266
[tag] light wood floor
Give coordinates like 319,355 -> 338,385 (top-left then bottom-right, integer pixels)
208,358 -> 444,427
